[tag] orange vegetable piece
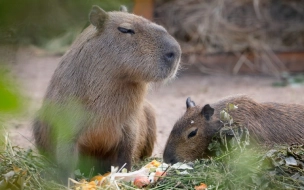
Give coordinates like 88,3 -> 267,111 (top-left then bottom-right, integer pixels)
145,163 -> 154,169
134,176 -> 150,188
151,160 -> 161,167
194,183 -> 208,190
90,172 -> 110,186
78,181 -> 96,190
145,160 -> 161,169
91,175 -> 103,181
154,171 -> 166,182
88,181 -> 96,186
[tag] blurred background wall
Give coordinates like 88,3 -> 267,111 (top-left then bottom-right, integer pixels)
154,0 -> 304,76
1,0 -> 304,76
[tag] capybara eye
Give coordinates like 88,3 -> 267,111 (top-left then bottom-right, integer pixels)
188,128 -> 198,138
118,27 -> 135,34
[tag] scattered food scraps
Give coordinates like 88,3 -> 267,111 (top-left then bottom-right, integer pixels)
194,183 -> 208,190
90,173 -> 109,186
134,176 -> 150,188
154,171 -> 167,182
70,159 -> 169,189
171,162 -> 193,170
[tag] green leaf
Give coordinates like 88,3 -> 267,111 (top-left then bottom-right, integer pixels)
0,71 -> 21,113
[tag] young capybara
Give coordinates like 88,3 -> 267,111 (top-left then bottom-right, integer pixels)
33,5 -> 181,183
163,95 -> 304,164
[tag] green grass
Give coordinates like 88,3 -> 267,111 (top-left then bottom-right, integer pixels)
0,134 -> 65,190
0,135 -> 303,189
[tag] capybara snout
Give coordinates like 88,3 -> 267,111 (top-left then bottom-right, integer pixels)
153,31 -> 181,80
164,96 -> 304,164
162,37 -> 181,66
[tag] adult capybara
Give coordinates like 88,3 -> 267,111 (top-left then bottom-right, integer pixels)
163,96 -> 304,164
33,5 -> 181,183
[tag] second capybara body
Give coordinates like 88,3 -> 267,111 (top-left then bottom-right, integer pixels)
33,5 -> 181,183
163,95 -> 304,164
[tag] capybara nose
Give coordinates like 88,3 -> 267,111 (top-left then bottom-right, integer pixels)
165,52 -> 175,62
163,51 -> 177,67
161,37 -> 181,68
163,153 -> 178,165
169,158 -> 178,165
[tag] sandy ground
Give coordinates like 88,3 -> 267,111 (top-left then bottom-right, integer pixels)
4,47 -> 304,158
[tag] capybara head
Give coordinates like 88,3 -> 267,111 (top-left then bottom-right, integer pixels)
83,5 -> 181,83
163,98 -> 220,164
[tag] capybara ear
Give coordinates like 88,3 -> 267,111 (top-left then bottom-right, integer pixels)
89,5 -> 109,29
201,104 -> 214,121
120,5 -> 128,12
186,97 -> 196,109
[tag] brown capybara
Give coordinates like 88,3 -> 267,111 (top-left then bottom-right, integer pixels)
163,95 -> 304,164
33,5 -> 181,183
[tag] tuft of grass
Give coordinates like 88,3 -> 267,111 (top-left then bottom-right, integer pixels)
0,134 -> 65,190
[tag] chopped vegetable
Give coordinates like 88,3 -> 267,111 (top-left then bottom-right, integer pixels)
194,183 -> 208,190
90,173 -> 109,186
134,176 -> 150,188
154,171 -> 166,182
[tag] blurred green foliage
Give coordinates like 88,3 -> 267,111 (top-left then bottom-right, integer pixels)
39,99 -> 88,142
0,68 -> 23,114
0,66 -> 24,149
0,0 -> 133,47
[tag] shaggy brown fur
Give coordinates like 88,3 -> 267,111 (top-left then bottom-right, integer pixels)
33,5 -> 181,183
163,95 -> 304,164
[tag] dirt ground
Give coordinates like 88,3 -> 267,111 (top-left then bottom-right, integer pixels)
4,47 -> 304,158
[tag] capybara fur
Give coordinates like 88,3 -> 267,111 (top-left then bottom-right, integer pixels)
163,96 -> 304,164
33,5 -> 181,183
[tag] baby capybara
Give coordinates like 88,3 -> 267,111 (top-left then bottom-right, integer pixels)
163,96 -> 304,164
